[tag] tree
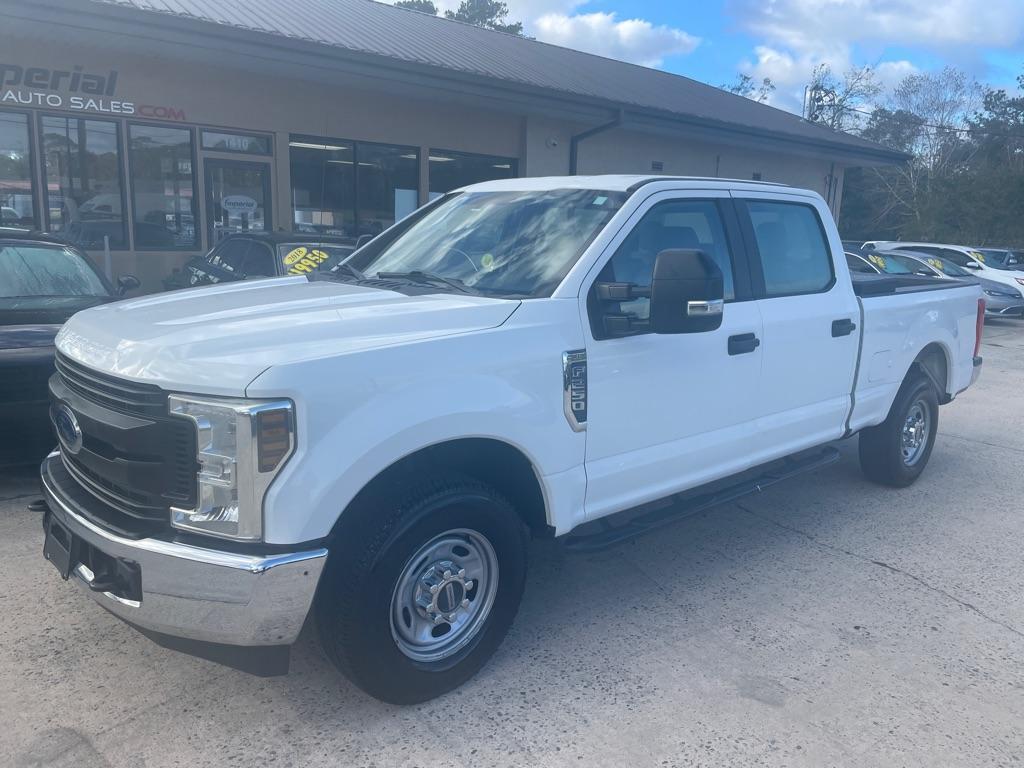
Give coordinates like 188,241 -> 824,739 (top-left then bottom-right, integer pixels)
445,0 -> 523,35
721,74 -> 775,104
394,0 -> 439,13
805,64 -> 882,132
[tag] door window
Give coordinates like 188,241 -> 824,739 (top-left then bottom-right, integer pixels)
599,199 -> 736,326
205,160 -> 271,244
747,201 -> 833,296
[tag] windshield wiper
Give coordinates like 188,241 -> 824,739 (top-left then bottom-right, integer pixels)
376,270 -> 481,295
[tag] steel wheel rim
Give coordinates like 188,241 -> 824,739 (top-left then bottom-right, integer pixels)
900,399 -> 930,466
390,528 -> 499,663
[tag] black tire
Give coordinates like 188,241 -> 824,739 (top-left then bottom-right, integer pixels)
859,373 -> 939,487
314,471 -> 528,704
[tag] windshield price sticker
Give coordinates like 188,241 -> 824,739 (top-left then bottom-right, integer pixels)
284,246 -> 330,275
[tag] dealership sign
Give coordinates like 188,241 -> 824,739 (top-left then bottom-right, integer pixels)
0,63 -> 187,120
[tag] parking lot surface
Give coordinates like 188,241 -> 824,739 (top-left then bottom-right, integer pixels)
2,322 -> 1024,768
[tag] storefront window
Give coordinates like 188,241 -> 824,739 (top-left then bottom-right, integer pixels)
40,115 -> 126,249
428,150 -> 517,196
128,124 -> 198,249
290,139 -> 355,239
356,143 -> 418,236
289,138 -> 420,241
0,111 -> 36,227
202,130 -> 272,155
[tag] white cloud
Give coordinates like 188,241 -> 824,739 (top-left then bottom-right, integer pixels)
385,0 -> 700,69
533,11 -> 699,67
730,0 -> 1024,113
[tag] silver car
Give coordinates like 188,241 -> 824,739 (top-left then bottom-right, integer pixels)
882,249 -> 1024,317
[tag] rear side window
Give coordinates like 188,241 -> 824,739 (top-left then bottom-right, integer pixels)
747,201 -> 833,297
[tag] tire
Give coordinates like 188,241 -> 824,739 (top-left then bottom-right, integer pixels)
314,472 -> 528,704
859,373 -> 939,487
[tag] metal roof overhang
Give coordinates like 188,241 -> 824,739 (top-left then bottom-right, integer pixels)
2,0 -> 909,167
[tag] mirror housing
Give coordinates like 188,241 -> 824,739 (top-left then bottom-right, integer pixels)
117,274 -> 140,296
965,261 -> 982,269
354,234 -> 375,250
649,249 -> 724,334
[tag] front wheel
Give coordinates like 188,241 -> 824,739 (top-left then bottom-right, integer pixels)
859,373 -> 939,487
314,473 -> 528,704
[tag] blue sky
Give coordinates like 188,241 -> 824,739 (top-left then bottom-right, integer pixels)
400,0 -> 1024,114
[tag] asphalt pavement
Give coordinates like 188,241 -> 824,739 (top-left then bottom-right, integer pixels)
2,321 -> 1023,767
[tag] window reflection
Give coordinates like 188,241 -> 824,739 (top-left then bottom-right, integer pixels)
0,112 -> 36,228
128,124 -> 197,249
40,115 -> 126,249
428,150 -> 516,196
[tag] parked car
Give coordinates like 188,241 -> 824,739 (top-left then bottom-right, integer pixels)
973,247 -> 1024,271
845,251 -> 879,274
162,232 -> 356,290
867,241 -> 1024,295
40,176 -> 983,704
0,230 -> 136,467
890,249 -> 1024,317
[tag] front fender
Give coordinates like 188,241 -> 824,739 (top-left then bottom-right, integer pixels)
249,302 -> 586,544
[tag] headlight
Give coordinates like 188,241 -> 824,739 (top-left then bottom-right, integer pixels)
169,395 -> 294,541
1016,278 -> 1024,286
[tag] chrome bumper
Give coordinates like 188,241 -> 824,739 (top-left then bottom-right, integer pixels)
41,451 -> 327,647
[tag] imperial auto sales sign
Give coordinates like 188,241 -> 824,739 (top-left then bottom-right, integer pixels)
0,63 -> 187,120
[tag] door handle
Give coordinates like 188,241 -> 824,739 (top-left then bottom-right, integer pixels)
728,333 -> 760,355
831,318 -> 857,337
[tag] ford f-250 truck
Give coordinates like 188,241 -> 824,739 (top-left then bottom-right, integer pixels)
39,176 -> 984,703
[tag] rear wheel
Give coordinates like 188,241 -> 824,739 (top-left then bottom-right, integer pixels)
859,373 -> 939,487
314,473 -> 528,704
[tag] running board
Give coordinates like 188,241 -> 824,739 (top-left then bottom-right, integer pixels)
563,447 -> 841,553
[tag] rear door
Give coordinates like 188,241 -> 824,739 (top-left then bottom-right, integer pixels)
581,190 -> 765,521
734,193 -> 859,455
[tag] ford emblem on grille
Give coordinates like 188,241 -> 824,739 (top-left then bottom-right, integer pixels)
53,403 -> 83,455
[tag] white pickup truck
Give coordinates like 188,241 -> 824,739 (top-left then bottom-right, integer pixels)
40,176 -> 983,703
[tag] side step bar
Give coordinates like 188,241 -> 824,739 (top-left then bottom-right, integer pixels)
563,447 -> 841,553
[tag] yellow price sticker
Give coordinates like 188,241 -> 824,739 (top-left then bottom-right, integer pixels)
284,246 -> 330,275
868,254 -> 888,270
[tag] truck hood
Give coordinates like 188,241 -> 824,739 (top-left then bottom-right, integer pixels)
55,276 -> 520,395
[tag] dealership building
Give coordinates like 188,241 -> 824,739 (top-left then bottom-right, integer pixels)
0,0 -> 904,290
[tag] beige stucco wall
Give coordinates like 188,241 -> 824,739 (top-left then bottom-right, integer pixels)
3,37 -> 850,290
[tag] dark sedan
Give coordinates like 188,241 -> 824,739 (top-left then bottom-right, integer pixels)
0,232 -> 136,467
162,232 -> 358,290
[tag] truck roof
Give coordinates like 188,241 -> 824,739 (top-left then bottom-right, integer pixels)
459,175 -> 800,196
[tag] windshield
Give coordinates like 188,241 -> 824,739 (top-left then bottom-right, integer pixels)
864,252 -> 914,274
921,255 -> 971,277
345,189 -> 627,297
977,248 -> 1024,271
0,243 -> 109,298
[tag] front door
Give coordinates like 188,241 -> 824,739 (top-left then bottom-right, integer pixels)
582,191 -> 765,522
204,159 -> 272,245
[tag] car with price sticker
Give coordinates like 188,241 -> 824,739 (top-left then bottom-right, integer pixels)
865,241 -> 1024,297
162,232 -> 356,290
39,176 -> 984,704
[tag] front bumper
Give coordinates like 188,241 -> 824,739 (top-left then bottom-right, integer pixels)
41,451 -> 327,648
982,295 -> 1024,316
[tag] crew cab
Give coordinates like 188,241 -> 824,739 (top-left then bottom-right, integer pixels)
39,176 -> 984,704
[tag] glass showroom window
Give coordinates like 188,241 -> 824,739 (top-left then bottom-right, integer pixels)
356,143 -> 418,236
428,150 -> 517,197
289,138 -> 356,240
128,124 -> 198,249
0,111 -> 36,228
40,115 -> 126,249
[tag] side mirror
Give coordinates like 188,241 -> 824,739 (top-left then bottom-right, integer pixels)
650,249 -> 724,334
354,234 -> 375,249
117,274 -> 140,296
965,261 -> 982,269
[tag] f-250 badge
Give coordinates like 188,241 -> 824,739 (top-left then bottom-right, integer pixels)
562,350 -> 587,432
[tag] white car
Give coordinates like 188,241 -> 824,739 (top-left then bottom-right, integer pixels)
865,241 -> 1024,295
42,176 -> 984,703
